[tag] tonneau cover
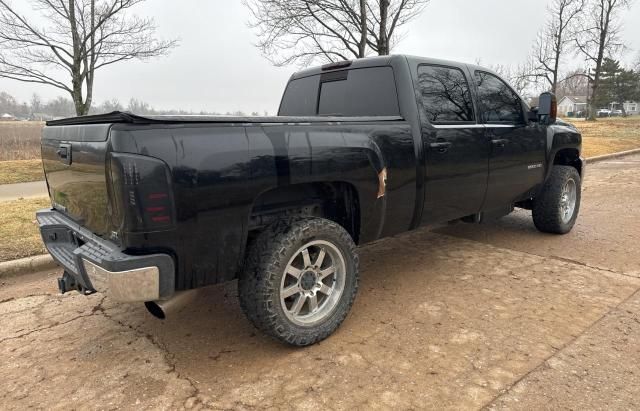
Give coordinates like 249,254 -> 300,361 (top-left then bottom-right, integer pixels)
46,111 -> 403,126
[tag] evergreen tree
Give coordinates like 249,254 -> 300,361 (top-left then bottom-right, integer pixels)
597,58 -> 640,115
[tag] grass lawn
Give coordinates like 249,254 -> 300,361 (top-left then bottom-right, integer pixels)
565,116 -> 640,157
0,197 -> 49,263
0,159 -> 45,184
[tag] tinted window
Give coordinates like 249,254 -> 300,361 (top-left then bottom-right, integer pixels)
278,75 -> 320,116
417,65 -> 474,123
279,66 -> 399,117
475,71 -> 524,124
318,80 -> 346,115
317,67 -> 400,116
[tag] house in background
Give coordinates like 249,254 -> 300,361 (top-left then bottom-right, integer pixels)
1,113 -> 16,121
619,101 -> 639,115
558,96 -> 587,116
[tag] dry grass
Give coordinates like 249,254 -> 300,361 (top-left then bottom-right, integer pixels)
0,159 -> 44,184
567,117 -> 640,157
0,121 -> 44,161
0,197 -> 49,262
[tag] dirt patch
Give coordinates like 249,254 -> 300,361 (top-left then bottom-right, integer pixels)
488,289 -> 640,410
0,160 -> 44,184
1,230 -> 638,410
0,197 -> 49,262
0,294 -> 196,409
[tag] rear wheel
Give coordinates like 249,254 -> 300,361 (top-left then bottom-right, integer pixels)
239,218 -> 359,346
532,165 -> 581,234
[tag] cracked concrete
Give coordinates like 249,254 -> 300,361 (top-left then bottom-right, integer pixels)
1,155 -> 639,410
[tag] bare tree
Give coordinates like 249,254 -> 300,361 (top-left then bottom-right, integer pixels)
489,63 -> 539,98
30,93 -> 42,114
0,0 -> 177,116
243,0 -> 429,66
556,68 -> 591,98
573,0 -> 633,120
528,0 -> 584,93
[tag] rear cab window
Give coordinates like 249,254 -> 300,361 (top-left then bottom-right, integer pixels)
416,64 -> 475,124
278,75 -> 320,116
278,66 -> 400,117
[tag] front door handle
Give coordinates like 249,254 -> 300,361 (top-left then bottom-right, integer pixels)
491,139 -> 509,148
429,141 -> 452,153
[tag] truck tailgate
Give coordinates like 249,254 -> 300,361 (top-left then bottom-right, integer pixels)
41,124 -> 112,237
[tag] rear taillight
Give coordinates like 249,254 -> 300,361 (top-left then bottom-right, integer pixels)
108,153 -> 175,232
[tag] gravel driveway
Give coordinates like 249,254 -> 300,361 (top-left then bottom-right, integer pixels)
1,155 -> 639,410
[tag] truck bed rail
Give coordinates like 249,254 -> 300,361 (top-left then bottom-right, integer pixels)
46,111 -> 404,126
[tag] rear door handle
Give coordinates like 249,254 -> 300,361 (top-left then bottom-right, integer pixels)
491,139 -> 509,147
429,141 -> 452,153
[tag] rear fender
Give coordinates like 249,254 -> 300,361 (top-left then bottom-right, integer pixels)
248,134 -> 387,244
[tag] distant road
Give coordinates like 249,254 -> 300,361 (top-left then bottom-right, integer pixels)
0,181 -> 47,201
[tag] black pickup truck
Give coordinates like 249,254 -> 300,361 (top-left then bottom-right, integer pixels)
38,55 -> 584,346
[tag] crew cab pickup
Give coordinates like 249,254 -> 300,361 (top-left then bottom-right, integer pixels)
38,55 -> 584,346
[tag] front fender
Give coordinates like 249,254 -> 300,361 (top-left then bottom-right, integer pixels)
544,121 -> 583,181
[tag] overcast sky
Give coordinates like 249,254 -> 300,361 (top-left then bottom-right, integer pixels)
1,0 -> 639,113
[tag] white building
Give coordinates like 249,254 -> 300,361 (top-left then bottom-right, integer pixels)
621,101 -> 639,115
1,113 -> 16,121
558,96 -> 587,116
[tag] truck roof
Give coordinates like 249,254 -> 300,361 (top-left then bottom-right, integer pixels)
289,54 -> 482,80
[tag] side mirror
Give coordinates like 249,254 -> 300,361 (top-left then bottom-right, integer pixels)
537,92 -> 557,125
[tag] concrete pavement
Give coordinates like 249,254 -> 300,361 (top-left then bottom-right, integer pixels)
1,155 -> 639,409
0,180 -> 47,201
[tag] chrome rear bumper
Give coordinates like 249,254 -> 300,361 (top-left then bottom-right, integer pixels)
37,209 -> 175,302
82,259 -> 161,302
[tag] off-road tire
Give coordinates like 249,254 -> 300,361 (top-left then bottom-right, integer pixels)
238,217 -> 359,346
532,165 -> 581,234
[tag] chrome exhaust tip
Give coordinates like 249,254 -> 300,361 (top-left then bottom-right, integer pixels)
144,290 -> 199,319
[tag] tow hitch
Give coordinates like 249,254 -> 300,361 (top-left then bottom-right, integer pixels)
57,271 -> 77,294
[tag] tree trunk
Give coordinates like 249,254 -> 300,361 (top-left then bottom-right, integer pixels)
70,66 -> 91,115
588,1 -> 612,121
358,0 -> 367,57
378,0 -> 389,55
588,42 -> 606,121
552,49 -> 560,94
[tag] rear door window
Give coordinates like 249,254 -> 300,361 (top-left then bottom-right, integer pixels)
417,64 -> 475,123
474,71 -> 524,124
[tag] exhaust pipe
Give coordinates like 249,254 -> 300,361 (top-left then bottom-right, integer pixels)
144,290 -> 200,319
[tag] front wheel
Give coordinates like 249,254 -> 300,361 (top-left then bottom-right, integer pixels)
532,165 -> 581,234
238,218 -> 359,346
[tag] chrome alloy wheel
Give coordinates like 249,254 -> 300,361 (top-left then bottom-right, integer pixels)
279,240 -> 346,326
559,178 -> 577,224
